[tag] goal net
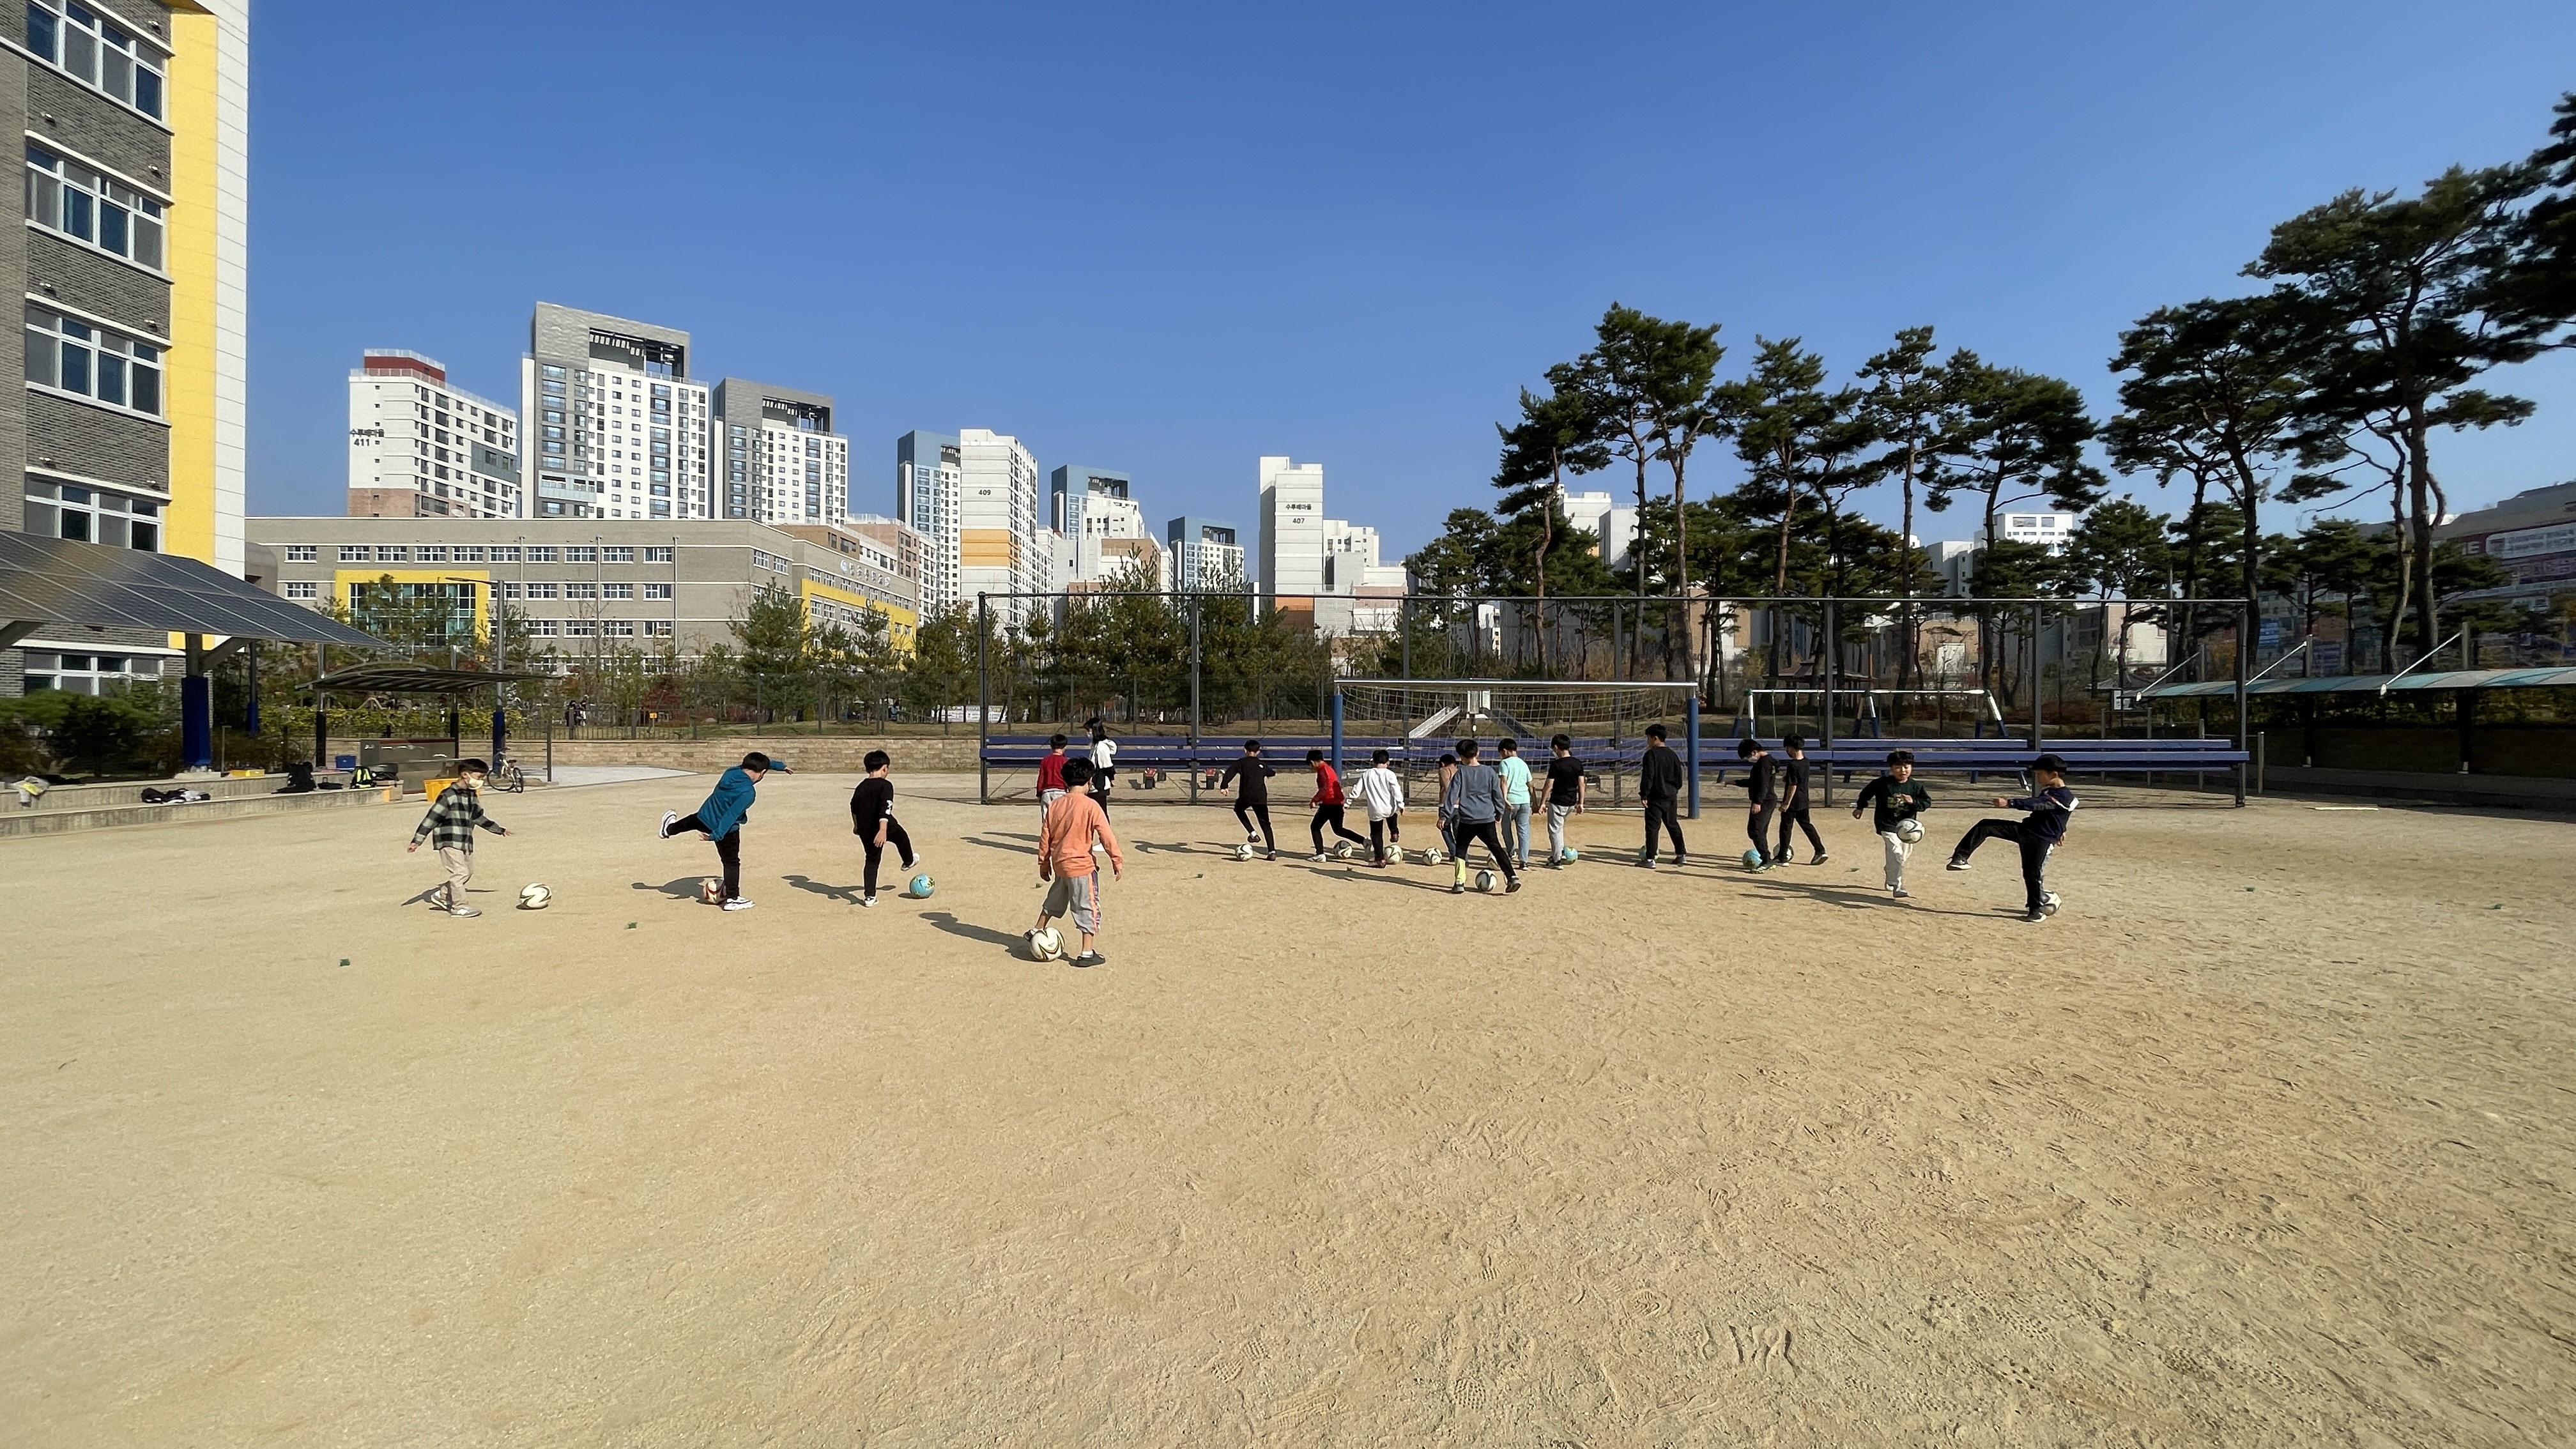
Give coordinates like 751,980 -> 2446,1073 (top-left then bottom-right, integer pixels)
1334,679 -> 1699,810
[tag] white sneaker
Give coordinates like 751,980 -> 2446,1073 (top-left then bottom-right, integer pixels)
659,810 -> 678,838
721,898 -> 755,912
1890,887 -> 1910,899
1308,852 -> 1329,862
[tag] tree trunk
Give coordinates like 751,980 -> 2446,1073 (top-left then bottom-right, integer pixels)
2404,403 -> 2441,664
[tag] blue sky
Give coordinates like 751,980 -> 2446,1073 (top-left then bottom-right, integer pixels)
250,1 -> 2576,553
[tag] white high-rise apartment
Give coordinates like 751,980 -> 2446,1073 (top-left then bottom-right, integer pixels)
1050,465 -> 1151,583
1561,489 -> 1635,571
712,379 -> 847,527
519,303 -> 712,520
346,351 -> 520,518
958,428 -> 1049,625
896,430 -> 962,616
1257,456 -> 1325,613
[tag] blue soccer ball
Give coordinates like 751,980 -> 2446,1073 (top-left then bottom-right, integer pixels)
1742,848 -> 1765,870
908,873 -> 935,899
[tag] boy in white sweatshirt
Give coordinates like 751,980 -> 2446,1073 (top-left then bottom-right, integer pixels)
1355,748 -> 1407,867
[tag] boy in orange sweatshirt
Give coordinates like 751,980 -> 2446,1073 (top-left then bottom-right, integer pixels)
1029,758 -> 1124,967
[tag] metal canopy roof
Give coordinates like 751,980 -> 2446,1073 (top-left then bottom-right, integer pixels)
2141,666 -> 2576,699
312,663 -> 552,695
0,531 -> 381,647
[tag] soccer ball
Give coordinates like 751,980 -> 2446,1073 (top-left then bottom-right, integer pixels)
1896,817 -> 1926,845
1742,848 -> 1766,870
2039,892 -> 2062,917
1420,847 -> 1445,866
908,873 -> 935,900
1029,926 -> 1064,961
1330,841 -> 1357,861
1560,847 -> 1580,864
518,884 -> 552,910
1233,842 -> 1256,861
1475,869 -> 1499,893
697,877 -> 724,904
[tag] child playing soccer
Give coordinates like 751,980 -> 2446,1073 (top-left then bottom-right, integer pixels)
1737,737 -> 1778,870
1031,758 -> 1123,967
1774,733 -> 1827,865
659,751 -> 790,912
1085,717 -> 1118,818
1637,724 -> 1686,868
1218,740 -> 1277,860
848,749 -> 922,907
1305,748 -> 1371,861
1945,753 -> 2077,923
1495,737 -> 1533,869
1035,733 -> 1070,824
406,759 -> 510,916
1354,747 -> 1406,866
1850,748 -> 1931,898
1542,734 -> 1586,868
1439,739 -> 1521,894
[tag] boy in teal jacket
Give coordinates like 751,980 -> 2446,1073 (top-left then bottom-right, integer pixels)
660,751 -> 790,910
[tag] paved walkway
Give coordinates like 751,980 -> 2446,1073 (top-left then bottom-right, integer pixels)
537,765 -> 695,788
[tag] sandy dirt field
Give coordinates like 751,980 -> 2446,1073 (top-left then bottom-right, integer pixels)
2,773 -> 2570,1445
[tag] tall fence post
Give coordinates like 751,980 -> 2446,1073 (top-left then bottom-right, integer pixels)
2027,601 -> 2044,755
976,594 -> 991,806
1188,592 -> 1202,805
2234,599 -> 2250,806
1330,690 -> 1344,776
1685,691 -> 1701,820
1820,598 -> 1836,806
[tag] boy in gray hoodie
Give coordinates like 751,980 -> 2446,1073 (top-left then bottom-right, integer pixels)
1438,739 -> 1521,895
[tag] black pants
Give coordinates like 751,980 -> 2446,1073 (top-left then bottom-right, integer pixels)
1368,815 -> 1401,862
1311,802 -> 1368,854
1089,775 -> 1113,818
1747,804 -> 1778,862
671,813 -> 741,900
1234,799 -> 1275,851
1643,795 -> 1685,861
1776,802 -> 1823,857
1453,819 -> 1517,879
861,817 -> 916,898
1953,818 -> 2053,912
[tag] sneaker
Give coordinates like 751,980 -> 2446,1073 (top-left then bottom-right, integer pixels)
446,905 -> 482,917
722,898 -> 755,912
2020,910 -> 2046,923
659,809 -> 678,838
1505,878 -> 1522,894
1023,927 -> 1041,942
1776,852 -> 1795,866
1263,852 -> 1278,862
1071,951 -> 1106,968
904,856 -> 924,872
858,896 -> 878,908
1449,882 -> 1466,894
1637,857 -> 1657,870
1308,853 -> 1329,862
1811,854 -> 1830,866
1246,832 -> 1262,844
1673,857 -> 1689,868
1945,859 -> 1972,871
1891,887 -> 1910,899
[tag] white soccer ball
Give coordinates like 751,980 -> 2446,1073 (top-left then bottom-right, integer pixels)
518,884 -> 552,910
1420,847 -> 1445,866
698,877 -> 724,904
1030,927 -> 1064,961
1233,842 -> 1255,861
1896,817 -> 1926,845
1475,869 -> 1499,893
1330,841 -> 1356,861
2039,892 -> 2062,917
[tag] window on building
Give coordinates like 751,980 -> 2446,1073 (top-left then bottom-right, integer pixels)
600,583 -> 634,600
284,581 -> 320,601
644,620 -> 672,638
23,478 -> 158,549
284,544 -> 318,562
25,307 -> 163,414
564,620 -> 596,637
527,547 -> 558,563
18,650 -> 162,694
454,546 -> 485,562
643,582 -> 673,600
602,546 -> 634,563
521,583 -> 559,600
25,145 -> 164,268
563,582 -> 597,600
416,545 -> 448,562
643,546 -> 673,563
565,546 -> 595,563
526,620 -> 558,638
25,3 -> 165,118
490,546 -> 521,563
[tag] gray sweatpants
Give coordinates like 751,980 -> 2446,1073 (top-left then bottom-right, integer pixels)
437,845 -> 473,908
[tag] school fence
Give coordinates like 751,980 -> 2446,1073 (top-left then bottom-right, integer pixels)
970,592 -> 2260,809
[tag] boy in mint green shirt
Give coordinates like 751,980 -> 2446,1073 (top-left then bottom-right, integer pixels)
1496,736 -> 1534,869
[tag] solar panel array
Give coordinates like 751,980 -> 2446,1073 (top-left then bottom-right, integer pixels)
0,530 -> 382,647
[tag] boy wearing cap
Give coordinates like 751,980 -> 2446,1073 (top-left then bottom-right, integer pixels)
1945,753 -> 2078,923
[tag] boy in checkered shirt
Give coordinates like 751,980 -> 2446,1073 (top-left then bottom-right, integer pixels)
407,760 -> 511,916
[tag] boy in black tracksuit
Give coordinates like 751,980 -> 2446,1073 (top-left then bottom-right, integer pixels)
1737,738 -> 1779,870
1946,753 -> 2078,923
1773,733 -> 1827,865
849,749 -> 921,907
1636,724 -> 1686,868
1219,739 -> 1278,861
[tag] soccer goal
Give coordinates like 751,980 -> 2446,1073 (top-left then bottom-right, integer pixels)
1332,678 -> 1706,815
1732,687 -> 2005,740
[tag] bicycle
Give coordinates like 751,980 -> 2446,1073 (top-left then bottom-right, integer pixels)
491,756 -> 528,793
